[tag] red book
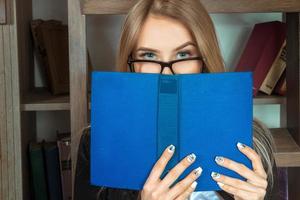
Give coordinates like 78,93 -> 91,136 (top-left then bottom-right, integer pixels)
235,21 -> 286,96
274,70 -> 286,96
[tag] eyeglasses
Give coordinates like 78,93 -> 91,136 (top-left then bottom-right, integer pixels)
127,56 -> 205,74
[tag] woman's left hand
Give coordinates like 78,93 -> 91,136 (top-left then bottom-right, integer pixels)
211,142 -> 268,200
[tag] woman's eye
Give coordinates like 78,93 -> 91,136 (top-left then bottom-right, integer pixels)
176,51 -> 191,59
140,52 -> 157,60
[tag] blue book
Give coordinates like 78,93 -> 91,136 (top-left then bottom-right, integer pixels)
91,71 -> 253,191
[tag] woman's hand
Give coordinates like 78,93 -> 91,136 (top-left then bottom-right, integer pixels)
211,142 -> 268,200
141,145 -> 202,200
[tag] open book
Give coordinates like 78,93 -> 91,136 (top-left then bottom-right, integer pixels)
91,71 -> 253,191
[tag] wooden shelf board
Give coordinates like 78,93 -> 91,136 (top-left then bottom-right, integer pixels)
271,128 -> 300,167
21,92 -> 285,111
21,89 -> 70,111
80,0 -> 300,15
253,93 -> 286,105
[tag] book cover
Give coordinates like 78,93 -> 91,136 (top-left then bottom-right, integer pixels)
235,21 -> 286,96
259,40 -> 286,95
274,70 -> 287,96
43,142 -> 63,200
57,139 -> 72,200
90,71 -> 253,191
29,142 -> 49,200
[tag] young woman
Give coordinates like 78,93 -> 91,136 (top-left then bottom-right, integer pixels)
75,0 -> 278,199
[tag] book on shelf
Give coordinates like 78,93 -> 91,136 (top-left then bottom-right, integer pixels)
259,40 -> 287,95
29,141 -> 49,200
31,19 -> 70,95
274,70 -> 286,96
57,137 -> 72,200
235,21 -> 286,97
43,142 -> 63,200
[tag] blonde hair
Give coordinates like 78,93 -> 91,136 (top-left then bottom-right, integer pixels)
116,0 -> 225,73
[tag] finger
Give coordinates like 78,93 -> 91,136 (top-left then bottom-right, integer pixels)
237,142 -> 267,178
174,181 -> 197,200
211,172 -> 267,193
145,144 -> 175,185
159,153 -> 197,190
168,166 -> 202,199
214,156 -> 266,187
217,182 -> 266,200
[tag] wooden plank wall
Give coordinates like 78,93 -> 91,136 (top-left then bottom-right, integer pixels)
0,0 -> 33,199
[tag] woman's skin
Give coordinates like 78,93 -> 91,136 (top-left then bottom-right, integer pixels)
133,14 -> 268,200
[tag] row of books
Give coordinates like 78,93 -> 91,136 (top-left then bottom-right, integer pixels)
28,133 -> 72,200
235,21 -> 286,96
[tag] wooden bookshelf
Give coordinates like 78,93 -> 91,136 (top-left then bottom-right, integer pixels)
79,0 -> 300,15
271,128 -> 300,167
21,89 -> 70,111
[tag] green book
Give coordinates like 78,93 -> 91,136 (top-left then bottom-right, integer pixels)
29,142 -> 49,200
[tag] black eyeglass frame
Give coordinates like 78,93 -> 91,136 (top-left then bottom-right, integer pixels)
127,56 -> 205,74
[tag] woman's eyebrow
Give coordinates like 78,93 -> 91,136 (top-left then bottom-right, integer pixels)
135,41 -> 196,53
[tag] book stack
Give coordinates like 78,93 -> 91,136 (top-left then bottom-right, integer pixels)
235,21 -> 287,97
28,133 -> 71,200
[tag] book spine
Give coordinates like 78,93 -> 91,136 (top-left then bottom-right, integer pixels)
29,142 -> 49,200
259,40 -> 287,95
57,139 -> 72,200
43,143 -> 63,200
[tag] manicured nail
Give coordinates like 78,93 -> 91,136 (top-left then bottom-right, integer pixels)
167,144 -> 175,153
191,181 -> 198,189
194,167 -> 203,176
217,182 -> 224,187
215,156 -> 224,164
187,153 -> 196,163
211,172 -> 221,179
237,142 -> 246,149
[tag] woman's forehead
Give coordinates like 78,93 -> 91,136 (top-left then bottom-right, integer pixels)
135,14 -> 195,50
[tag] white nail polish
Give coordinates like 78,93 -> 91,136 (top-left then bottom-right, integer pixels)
187,153 -> 196,163
217,182 -> 224,187
191,181 -> 198,189
215,156 -> 224,164
167,144 -> 175,153
194,167 -> 202,176
211,172 -> 221,179
237,142 -> 246,149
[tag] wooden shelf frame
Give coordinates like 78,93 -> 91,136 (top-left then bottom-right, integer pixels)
79,0 -> 300,15
21,91 -> 286,111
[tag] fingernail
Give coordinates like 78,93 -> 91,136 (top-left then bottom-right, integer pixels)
211,172 -> 221,179
237,142 -> 246,149
187,153 -> 196,163
215,156 -> 224,164
167,144 -> 175,153
217,182 -> 224,187
191,181 -> 198,189
194,167 -> 202,176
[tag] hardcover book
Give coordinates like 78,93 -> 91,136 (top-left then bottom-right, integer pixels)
235,21 -> 286,96
91,71 -> 253,191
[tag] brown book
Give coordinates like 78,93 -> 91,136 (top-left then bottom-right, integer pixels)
31,19 -> 69,95
57,138 -> 72,200
259,40 -> 287,95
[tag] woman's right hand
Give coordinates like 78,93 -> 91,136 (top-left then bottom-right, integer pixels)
141,145 -> 202,200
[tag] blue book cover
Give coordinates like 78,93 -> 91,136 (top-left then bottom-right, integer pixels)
91,71 -> 253,191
